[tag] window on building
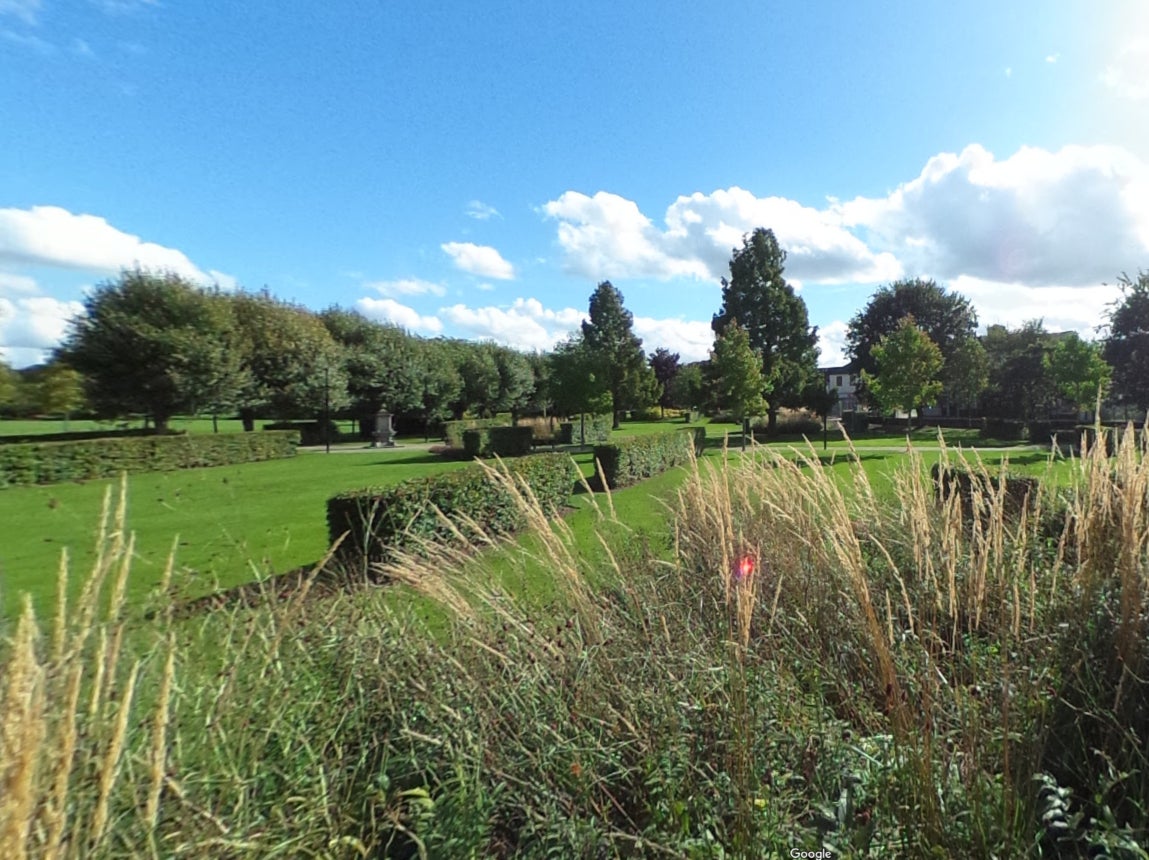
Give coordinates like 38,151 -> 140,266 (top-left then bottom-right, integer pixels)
836,375 -> 843,387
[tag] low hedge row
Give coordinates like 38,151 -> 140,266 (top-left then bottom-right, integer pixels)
562,413 -> 612,446
930,463 -> 1039,517
593,429 -> 701,489
462,426 -> 534,458
0,427 -> 187,446
444,418 -> 506,448
327,452 -> 579,564
0,430 -> 300,488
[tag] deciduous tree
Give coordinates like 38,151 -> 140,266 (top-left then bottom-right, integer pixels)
712,228 -> 819,432
861,315 -> 944,430
943,336 -> 989,419
710,321 -> 769,422
1046,333 -> 1112,417
1103,270 -> 1149,411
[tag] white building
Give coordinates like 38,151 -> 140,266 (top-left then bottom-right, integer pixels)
822,365 -> 858,416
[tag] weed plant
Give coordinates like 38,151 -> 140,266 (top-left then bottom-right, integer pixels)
2,431 -> 1148,857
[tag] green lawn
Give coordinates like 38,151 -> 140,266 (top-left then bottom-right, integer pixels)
0,417 -> 1073,619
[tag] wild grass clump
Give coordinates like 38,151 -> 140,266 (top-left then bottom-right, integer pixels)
3,431 -> 1148,857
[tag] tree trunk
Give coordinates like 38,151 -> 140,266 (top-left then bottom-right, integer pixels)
767,407 -> 778,434
153,413 -> 170,434
612,410 -> 621,430
240,408 -> 255,432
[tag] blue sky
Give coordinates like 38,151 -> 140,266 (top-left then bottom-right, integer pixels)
2,0 -> 1147,368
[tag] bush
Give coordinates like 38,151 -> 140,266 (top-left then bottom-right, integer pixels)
840,410 -> 873,436
0,430 -> 299,488
263,420 -> 343,447
593,430 -> 696,489
327,452 -> 579,565
0,427 -> 187,445
750,415 -> 822,440
558,422 -> 574,444
981,418 -> 1026,441
444,418 -> 506,448
461,426 -> 534,458
930,463 -> 1040,517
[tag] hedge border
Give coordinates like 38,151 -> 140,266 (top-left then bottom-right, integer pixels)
593,429 -> 699,489
327,452 -> 579,565
0,430 -> 299,489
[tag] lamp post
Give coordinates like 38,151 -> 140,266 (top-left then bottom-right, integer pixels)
324,365 -> 331,454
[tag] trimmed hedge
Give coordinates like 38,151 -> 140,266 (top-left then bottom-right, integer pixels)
930,463 -> 1039,517
327,452 -> 579,564
462,426 -> 534,458
593,430 -> 697,489
444,418 -> 506,448
263,420 -> 344,447
981,419 -> 1026,441
0,427 -> 187,446
0,430 -> 299,489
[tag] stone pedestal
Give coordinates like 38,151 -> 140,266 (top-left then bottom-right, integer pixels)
372,411 -> 397,448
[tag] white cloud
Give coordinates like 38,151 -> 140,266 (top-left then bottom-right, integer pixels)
836,143 -> 1149,287
476,282 -> 495,292
632,317 -> 714,363
1102,39 -> 1149,100
816,320 -> 850,368
1005,67 -> 1013,78
0,295 -> 84,367
542,187 -> 901,284
465,200 -> 500,220
0,205 -> 222,284
441,297 -> 584,351
0,0 -> 40,24
0,271 -> 38,294
355,297 -> 442,333
949,275 -> 1120,337
441,241 -> 516,280
207,269 -> 239,291
1045,53 -> 1060,64
365,277 -> 446,298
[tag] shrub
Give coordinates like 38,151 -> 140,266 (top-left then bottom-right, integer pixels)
930,462 -> 1040,517
750,415 -> 822,440
0,427 -> 186,445
263,420 -> 343,447
444,418 -> 505,448
558,422 -> 574,444
0,430 -> 299,488
981,418 -> 1026,441
461,426 -> 534,458
593,430 -> 695,489
327,452 -> 579,565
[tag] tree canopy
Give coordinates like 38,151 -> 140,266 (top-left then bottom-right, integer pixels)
860,315 -> 944,429
648,347 -> 680,415
1046,332 -> 1112,415
710,320 -> 769,422
980,321 -> 1058,421
711,228 -> 819,430
581,281 -> 657,428
57,269 -> 242,431
1103,271 -> 1149,411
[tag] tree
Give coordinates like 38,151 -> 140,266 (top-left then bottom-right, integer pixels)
1046,333 -> 1112,417
581,281 -> 657,428
230,292 -> 348,429
58,269 -> 242,432
847,278 -> 976,405
411,338 -> 463,440
548,337 -> 611,418
981,321 -> 1058,421
35,362 -> 86,425
710,321 -> 769,423
321,308 -> 420,437
668,363 -> 705,420
712,228 -> 819,432
649,347 -> 680,416
1103,271 -> 1149,412
457,342 -> 502,418
0,360 -> 18,409
943,336 -> 989,420
491,345 -> 536,422
861,315 -> 944,430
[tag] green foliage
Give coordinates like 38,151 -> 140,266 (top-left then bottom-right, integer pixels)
668,363 -> 705,414
457,343 -> 502,418
411,339 -> 464,434
1046,332 -> 1112,413
592,430 -> 696,489
1104,270 -> 1149,410
462,426 -> 533,458
230,291 -> 349,421
648,347 -> 679,412
327,452 -> 578,564
861,316 -> 944,423
32,363 -> 86,417
570,413 -> 612,445
943,335 -> 989,412
57,269 -> 244,431
548,338 -> 612,417
0,360 -> 18,407
320,308 -> 421,419
981,321 -> 1059,421
847,278 -> 977,398
0,430 -> 298,488
0,427 -> 181,445
580,282 -> 658,425
710,321 -> 770,421
444,417 -> 505,448
711,228 -> 819,425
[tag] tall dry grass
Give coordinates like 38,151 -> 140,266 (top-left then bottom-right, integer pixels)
1,432 -> 1147,857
